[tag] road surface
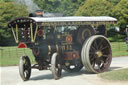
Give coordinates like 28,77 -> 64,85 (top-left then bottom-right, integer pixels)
1,57 -> 128,85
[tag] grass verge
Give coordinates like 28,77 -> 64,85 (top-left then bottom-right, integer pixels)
111,42 -> 128,57
100,68 -> 128,81
0,46 -> 35,66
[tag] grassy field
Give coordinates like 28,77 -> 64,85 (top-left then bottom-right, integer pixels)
99,68 -> 128,81
0,42 -> 128,66
0,46 -> 35,66
111,42 -> 128,57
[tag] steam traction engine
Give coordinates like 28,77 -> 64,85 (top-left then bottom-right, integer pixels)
8,16 -> 117,80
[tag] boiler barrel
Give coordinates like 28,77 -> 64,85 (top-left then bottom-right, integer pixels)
32,44 -> 61,59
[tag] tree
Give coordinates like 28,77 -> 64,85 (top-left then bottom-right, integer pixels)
33,0 -> 86,16
112,0 -> 128,29
58,0 -> 86,16
0,2 -> 28,46
107,0 -> 121,5
0,0 -> 14,2
74,0 -> 113,16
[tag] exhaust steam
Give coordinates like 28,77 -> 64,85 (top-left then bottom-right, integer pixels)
15,0 -> 41,13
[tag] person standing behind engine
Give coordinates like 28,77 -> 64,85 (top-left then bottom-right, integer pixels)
125,25 -> 128,36
125,37 -> 128,51
125,25 -> 128,51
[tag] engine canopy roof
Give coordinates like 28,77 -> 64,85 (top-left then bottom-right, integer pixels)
8,16 -> 117,28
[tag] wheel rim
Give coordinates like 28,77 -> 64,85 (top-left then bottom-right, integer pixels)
51,53 -> 62,80
56,55 -> 62,77
23,58 -> 31,78
19,56 -> 31,81
82,35 -> 112,73
89,37 -> 111,72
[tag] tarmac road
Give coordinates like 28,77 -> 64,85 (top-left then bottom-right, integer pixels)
1,56 -> 128,85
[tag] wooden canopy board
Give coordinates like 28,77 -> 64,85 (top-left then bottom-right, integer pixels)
8,16 -> 117,28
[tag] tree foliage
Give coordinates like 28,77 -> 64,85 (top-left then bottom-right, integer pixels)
33,0 -> 86,16
0,0 -> 14,2
0,2 -> 28,46
112,0 -> 128,28
74,0 -> 113,16
107,0 -> 121,5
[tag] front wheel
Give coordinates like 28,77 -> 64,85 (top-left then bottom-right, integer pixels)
19,56 -> 31,81
51,53 -> 62,80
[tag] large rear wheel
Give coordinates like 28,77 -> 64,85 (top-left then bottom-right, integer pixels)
81,35 -> 112,73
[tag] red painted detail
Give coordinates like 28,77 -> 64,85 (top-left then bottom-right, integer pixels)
18,42 -> 27,48
66,35 -> 72,43
72,53 -> 77,58
64,51 -> 80,60
37,29 -> 43,37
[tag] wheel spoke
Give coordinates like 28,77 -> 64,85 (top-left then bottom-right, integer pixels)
89,52 -> 95,55
90,55 -> 96,61
102,55 -> 108,57
100,46 -> 109,51
99,44 -> 103,50
99,39 -> 103,45
91,59 -> 96,68
98,39 -> 104,49
93,40 -> 98,50
91,45 -> 97,51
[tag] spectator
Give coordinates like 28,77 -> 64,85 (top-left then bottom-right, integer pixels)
125,37 -> 128,51
126,25 -> 128,36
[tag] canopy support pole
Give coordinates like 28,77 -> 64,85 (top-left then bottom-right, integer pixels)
30,23 -> 34,42
11,27 -> 18,43
34,24 -> 38,41
16,24 -> 19,43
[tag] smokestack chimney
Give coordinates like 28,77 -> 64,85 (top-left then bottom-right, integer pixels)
35,10 -> 43,17
29,10 -> 43,17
